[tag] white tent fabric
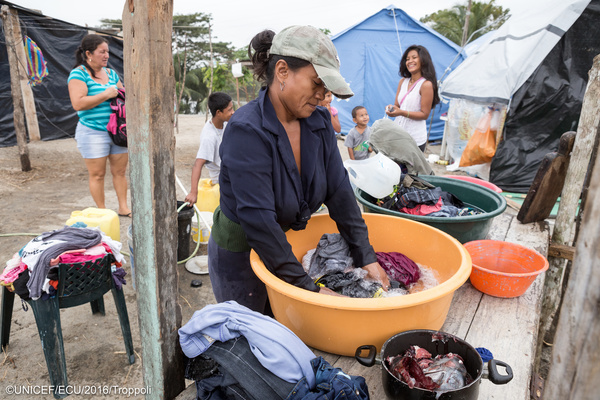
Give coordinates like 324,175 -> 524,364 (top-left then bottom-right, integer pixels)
440,0 -> 591,104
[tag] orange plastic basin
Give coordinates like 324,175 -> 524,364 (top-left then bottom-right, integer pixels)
250,214 -> 471,356
464,240 -> 549,298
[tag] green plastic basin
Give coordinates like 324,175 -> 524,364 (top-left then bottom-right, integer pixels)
355,176 -> 507,243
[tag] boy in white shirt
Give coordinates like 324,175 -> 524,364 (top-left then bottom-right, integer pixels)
184,92 -> 234,205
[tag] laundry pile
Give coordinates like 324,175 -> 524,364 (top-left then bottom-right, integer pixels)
179,301 -> 370,400
387,345 -> 474,391
301,233 -> 437,298
375,174 -> 483,217
0,226 -> 127,301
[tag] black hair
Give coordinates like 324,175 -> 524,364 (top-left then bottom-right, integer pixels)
74,34 -> 109,79
399,45 -> 440,107
248,29 -> 311,86
208,92 -> 232,117
351,106 -> 366,119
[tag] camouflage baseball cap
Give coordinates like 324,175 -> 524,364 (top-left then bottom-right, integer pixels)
270,25 -> 353,99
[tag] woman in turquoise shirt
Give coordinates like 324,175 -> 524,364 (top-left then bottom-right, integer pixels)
68,34 -> 131,217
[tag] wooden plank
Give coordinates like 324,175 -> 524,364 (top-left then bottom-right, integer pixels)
1,5 -> 31,172
544,57 -> 600,397
465,218 -> 549,400
539,53 -> 600,358
547,242 -> 575,261
8,7 -> 41,141
441,283 -> 482,339
486,212 -> 512,241
517,131 -> 576,223
121,2 -> 185,399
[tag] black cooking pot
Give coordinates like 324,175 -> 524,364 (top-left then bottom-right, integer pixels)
355,329 -> 513,400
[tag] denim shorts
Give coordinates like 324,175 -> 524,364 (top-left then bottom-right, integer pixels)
75,122 -> 127,159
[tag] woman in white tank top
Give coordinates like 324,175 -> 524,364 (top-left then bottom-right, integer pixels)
385,45 -> 440,151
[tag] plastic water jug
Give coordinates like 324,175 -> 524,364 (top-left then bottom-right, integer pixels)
343,153 -> 401,198
192,211 -> 214,244
66,207 -> 120,241
196,178 -> 220,212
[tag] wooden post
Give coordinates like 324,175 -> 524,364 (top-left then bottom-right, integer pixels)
543,58 -> 600,400
1,5 -> 31,172
6,7 -> 41,141
122,1 -> 185,399
537,55 -> 600,355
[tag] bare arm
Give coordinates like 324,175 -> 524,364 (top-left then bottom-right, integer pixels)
68,79 -> 118,111
331,113 -> 341,133
184,158 -> 207,205
413,80 -> 434,120
385,78 -> 404,117
347,147 -> 355,160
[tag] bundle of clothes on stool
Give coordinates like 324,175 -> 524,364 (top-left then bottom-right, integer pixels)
179,301 -> 370,400
0,226 -> 127,302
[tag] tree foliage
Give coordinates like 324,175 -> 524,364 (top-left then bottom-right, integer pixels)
172,13 -> 233,68
420,0 -> 509,46
98,16 -> 329,114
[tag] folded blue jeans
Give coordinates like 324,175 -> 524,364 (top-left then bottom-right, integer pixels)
203,337 -> 296,400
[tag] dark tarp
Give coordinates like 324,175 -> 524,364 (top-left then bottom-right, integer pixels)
489,0 -> 600,192
0,1 -> 123,148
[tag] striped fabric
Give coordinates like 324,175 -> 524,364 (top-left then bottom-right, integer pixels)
68,66 -> 120,131
24,36 -> 48,86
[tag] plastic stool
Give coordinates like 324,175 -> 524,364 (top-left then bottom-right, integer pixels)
0,254 -> 134,399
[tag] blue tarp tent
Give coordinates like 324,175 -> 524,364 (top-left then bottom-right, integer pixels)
331,5 -> 466,141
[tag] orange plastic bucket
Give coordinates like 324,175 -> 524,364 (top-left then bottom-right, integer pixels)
464,240 -> 549,298
250,213 -> 471,356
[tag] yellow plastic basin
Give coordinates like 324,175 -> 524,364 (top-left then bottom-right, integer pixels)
250,213 -> 472,356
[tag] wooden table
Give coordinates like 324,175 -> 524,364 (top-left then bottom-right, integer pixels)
176,212 -> 550,400
314,212 -> 550,399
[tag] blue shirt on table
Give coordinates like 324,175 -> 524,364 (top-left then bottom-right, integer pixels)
219,88 -> 377,291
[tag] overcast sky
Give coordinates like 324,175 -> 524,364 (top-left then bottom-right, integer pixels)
12,0 -> 549,49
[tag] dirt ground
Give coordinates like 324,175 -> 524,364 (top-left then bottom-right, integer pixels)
0,114 -> 456,399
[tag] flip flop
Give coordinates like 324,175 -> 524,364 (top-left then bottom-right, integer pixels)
118,212 -> 132,218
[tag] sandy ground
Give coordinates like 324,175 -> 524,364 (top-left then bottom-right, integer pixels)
0,115 -> 450,399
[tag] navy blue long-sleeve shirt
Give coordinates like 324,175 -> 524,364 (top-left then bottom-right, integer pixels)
219,88 -> 377,291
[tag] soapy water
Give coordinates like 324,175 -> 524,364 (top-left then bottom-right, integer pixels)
384,264 -> 440,297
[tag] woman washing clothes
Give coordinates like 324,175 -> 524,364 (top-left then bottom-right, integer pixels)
386,45 -> 440,152
208,25 -> 390,314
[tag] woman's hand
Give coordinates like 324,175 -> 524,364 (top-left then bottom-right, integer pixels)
362,262 -> 391,291
385,105 -> 398,117
103,86 -> 119,100
318,286 -> 347,297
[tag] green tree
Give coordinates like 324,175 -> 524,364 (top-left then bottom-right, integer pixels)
99,18 -> 123,30
172,13 -> 233,69
420,1 -> 509,46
